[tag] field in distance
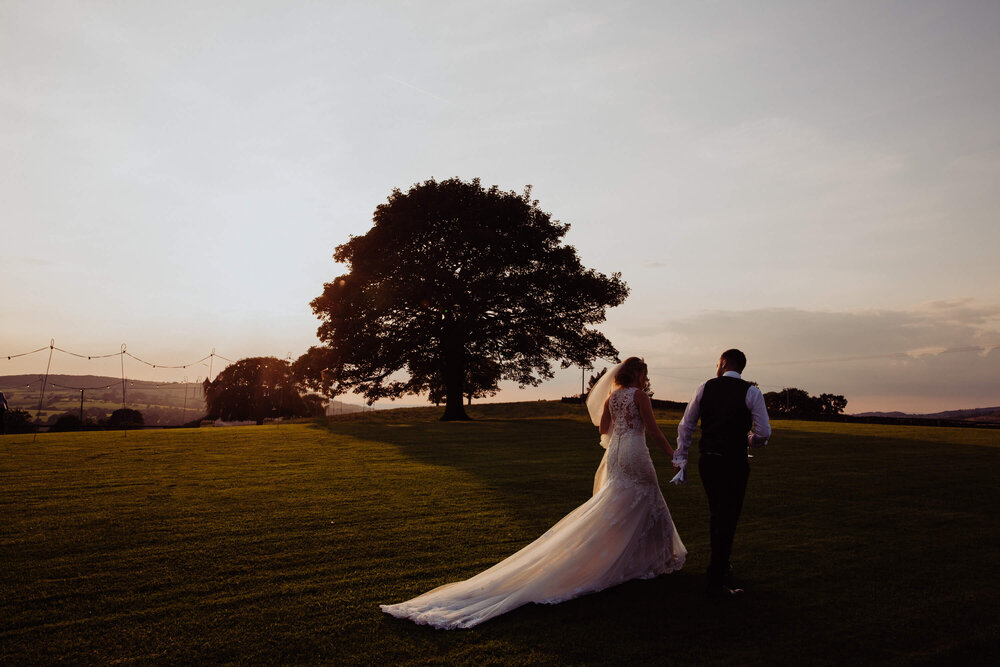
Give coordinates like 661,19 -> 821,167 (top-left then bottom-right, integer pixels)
0,374 -> 366,425
2,410 -> 997,664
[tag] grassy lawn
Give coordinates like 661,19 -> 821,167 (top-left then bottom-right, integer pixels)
2,405 -> 998,664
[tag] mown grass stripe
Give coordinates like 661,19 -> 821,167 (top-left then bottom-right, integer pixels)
3,410 -> 998,664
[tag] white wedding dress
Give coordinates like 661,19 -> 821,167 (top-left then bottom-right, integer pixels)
380,386 -> 686,629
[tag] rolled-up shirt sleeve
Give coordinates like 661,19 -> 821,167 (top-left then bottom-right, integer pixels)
746,385 -> 771,448
674,382 -> 705,471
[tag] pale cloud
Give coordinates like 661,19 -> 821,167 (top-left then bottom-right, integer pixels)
637,301 -> 1000,412
698,117 -> 904,183
2,1 -> 999,416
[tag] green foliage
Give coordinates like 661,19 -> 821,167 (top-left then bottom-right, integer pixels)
205,357 -> 324,425
2,415 -> 997,663
298,177 -> 629,420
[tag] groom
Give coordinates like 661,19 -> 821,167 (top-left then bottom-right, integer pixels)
673,349 -> 771,597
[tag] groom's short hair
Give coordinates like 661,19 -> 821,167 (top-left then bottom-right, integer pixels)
720,348 -> 747,373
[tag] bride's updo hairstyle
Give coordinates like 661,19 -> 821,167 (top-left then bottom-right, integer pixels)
615,357 -> 647,388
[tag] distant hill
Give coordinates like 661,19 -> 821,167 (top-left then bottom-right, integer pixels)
0,374 -> 209,426
0,374 -> 349,426
853,406 -> 1000,423
326,400 -> 365,416
5,374 -> 996,426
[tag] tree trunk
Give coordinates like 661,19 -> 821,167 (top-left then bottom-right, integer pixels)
440,346 -> 470,421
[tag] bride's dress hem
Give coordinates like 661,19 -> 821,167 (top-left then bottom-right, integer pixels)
378,472 -> 686,630
378,387 -> 686,630
379,556 -> 685,630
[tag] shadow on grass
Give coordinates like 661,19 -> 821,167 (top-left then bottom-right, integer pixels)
375,568 -> 817,665
319,417 -> 616,531
325,416 -> 1000,664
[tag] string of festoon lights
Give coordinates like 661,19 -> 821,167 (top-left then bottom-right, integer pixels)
3,340 -> 236,441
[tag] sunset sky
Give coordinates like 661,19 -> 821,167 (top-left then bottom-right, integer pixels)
3,1 -> 999,412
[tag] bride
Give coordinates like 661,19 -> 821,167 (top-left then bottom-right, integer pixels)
380,357 -> 687,629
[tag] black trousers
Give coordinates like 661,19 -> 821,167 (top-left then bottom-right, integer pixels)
698,454 -> 750,587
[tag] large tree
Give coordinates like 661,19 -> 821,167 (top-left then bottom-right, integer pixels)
204,357 -> 324,425
297,177 -> 629,420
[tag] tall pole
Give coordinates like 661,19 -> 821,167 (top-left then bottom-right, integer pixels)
120,344 -> 128,438
120,344 -> 127,410
33,339 -> 55,443
278,353 -> 291,426
79,389 -> 85,423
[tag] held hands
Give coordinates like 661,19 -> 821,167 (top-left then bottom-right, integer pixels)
669,465 -> 686,486
668,441 -> 686,485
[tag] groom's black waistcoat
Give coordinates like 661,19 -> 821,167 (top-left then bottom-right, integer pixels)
699,376 -> 752,457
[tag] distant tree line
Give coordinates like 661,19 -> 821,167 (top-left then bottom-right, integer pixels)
558,367 -> 687,411
763,387 -> 847,418
2,407 -> 146,433
564,369 -> 849,420
3,356 -> 329,432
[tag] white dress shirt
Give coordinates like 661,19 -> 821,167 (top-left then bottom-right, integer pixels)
673,371 -> 771,472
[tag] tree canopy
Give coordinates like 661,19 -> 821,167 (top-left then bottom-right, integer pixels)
763,387 -> 848,418
108,408 -> 144,428
297,177 -> 629,420
204,357 -> 324,425
2,408 -> 33,433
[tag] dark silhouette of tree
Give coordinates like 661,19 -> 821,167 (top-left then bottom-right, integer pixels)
584,365 -> 651,396
2,408 -> 33,433
49,413 -> 84,432
108,408 -> 144,428
427,355 -> 501,406
205,357 -> 323,425
764,387 -> 847,418
587,367 -> 608,394
297,177 -> 629,420
818,393 -> 848,415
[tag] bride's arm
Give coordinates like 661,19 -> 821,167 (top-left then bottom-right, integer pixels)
635,390 -> 675,458
600,398 -> 613,434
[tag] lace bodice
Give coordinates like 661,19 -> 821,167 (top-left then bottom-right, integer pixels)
601,386 -> 660,490
609,387 -> 643,436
